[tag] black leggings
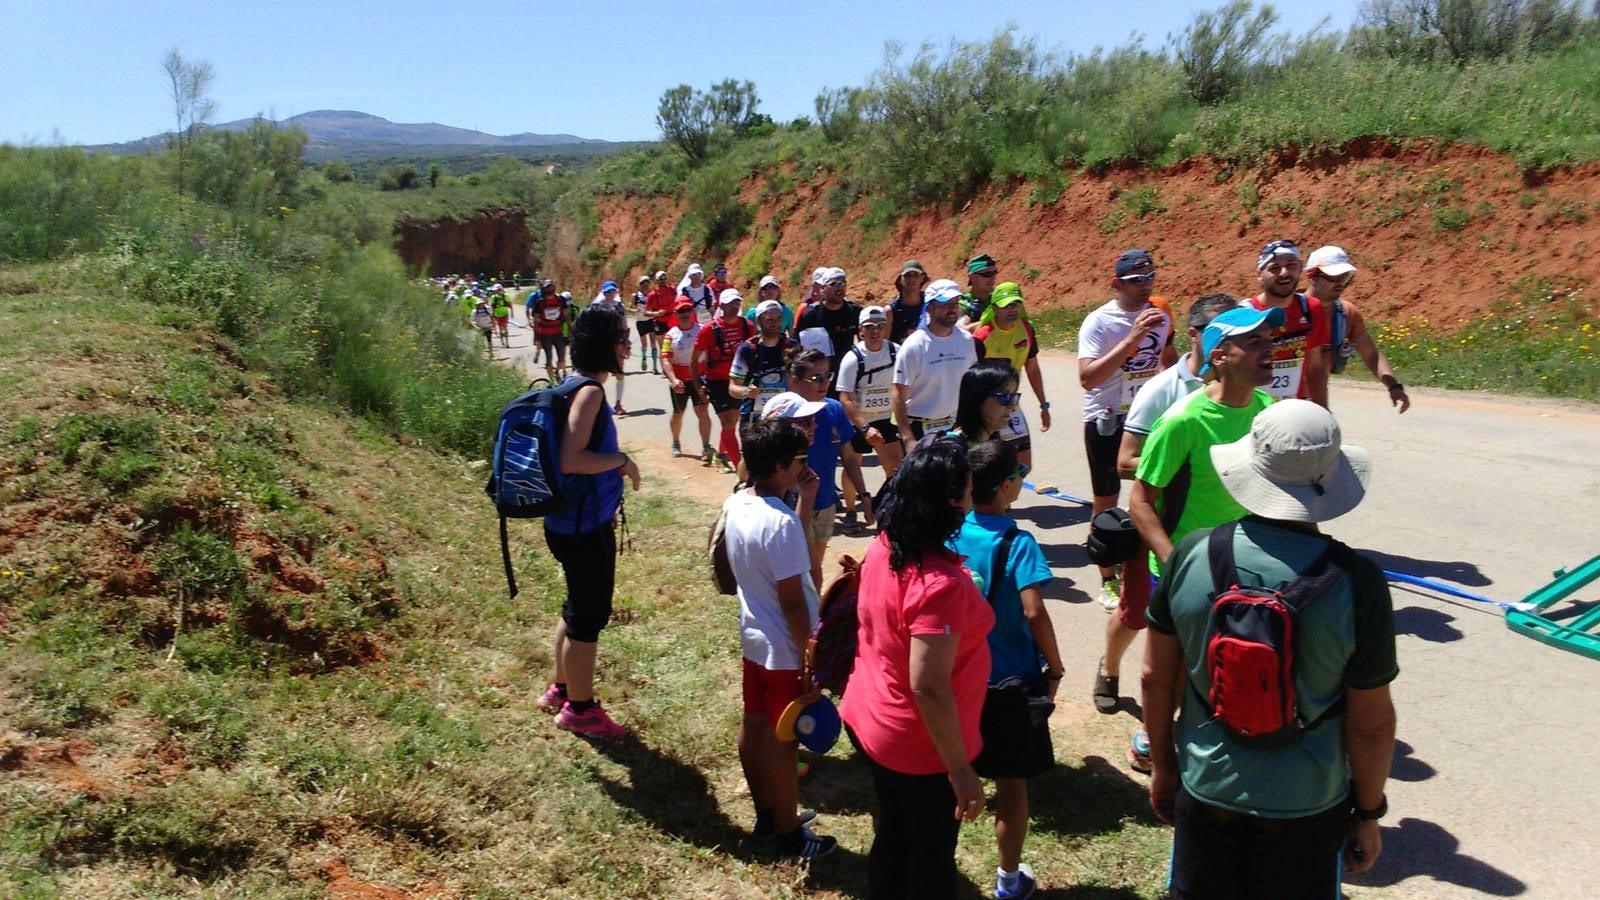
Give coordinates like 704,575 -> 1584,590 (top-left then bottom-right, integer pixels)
545,520 -> 616,642
1169,787 -> 1349,899
862,750 -> 961,900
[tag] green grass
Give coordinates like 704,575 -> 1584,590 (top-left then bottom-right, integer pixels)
0,274 -> 1176,897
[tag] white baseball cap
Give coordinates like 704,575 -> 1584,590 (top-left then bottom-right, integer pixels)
686,263 -> 704,277
762,391 -> 827,420
1305,246 -> 1357,277
759,275 -> 781,289
925,279 -> 964,304
811,267 -> 830,285
858,305 -> 888,326
824,267 -> 847,284
718,288 -> 743,305
754,298 -> 783,318
798,327 -> 832,355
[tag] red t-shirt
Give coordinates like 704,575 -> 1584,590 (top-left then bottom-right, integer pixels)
840,532 -> 994,775
706,277 -> 733,300
693,313 -> 754,380
531,294 -> 570,336
645,286 -> 677,320
1246,293 -> 1329,400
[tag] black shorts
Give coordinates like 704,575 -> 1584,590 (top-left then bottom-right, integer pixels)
1169,787 -> 1349,899
1083,419 -> 1125,498
704,378 -> 737,414
670,382 -> 707,412
634,318 -> 652,336
536,332 -> 568,351
652,320 -> 670,335
850,419 -> 902,454
972,682 -> 1054,779
544,519 -> 617,643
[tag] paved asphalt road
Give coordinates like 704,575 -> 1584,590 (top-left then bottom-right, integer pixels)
493,302 -> 1599,898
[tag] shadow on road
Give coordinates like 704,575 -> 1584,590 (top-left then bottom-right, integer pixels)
1344,817 -> 1526,896
1039,541 -> 1092,573
1393,606 -> 1465,643
1030,754 -> 1157,838
1389,738 -> 1438,782
618,407 -> 667,418
1014,501 -> 1093,531
1360,550 -> 1491,587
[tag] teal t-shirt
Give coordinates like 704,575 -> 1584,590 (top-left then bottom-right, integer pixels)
1134,388 -> 1273,575
1146,519 -> 1399,818
745,302 -> 795,333
949,511 -> 1054,683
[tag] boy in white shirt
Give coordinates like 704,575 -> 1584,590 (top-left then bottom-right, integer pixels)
721,417 -> 837,861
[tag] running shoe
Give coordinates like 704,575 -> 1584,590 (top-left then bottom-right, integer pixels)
716,452 -> 736,474
702,445 -> 717,464
995,863 -> 1036,900
554,701 -> 627,740
752,809 -> 818,837
1129,730 -> 1152,774
775,825 -> 838,861
1098,576 -> 1121,612
535,683 -> 566,713
614,402 -> 626,416
671,442 -> 683,458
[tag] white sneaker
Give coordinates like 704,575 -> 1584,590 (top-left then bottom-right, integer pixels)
1098,577 -> 1121,612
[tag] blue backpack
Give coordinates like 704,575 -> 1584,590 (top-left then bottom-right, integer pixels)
485,376 -> 598,597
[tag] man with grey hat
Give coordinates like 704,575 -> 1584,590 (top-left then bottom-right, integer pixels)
1140,399 -> 1397,898
888,259 -> 928,345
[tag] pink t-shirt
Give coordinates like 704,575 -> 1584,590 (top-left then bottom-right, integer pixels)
841,532 -> 995,775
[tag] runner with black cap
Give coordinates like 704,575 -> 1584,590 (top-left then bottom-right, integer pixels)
1077,249 -> 1176,611
889,259 -> 929,344
1245,239 -> 1332,407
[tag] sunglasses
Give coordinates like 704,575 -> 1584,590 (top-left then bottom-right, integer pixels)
989,390 -> 1022,405
799,373 -> 831,384
1118,272 -> 1156,284
1008,462 -> 1031,481
1316,272 -> 1355,287
793,452 -> 811,462
861,321 -> 887,329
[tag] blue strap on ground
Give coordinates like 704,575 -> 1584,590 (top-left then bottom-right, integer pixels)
1022,481 -> 1093,506
1383,570 -> 1535,612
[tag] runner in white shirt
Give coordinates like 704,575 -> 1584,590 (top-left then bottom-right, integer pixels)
591,280 -> 628,414
837,306 -> 904,479
1076,249 -> 1177,610
893,279 -> 978,441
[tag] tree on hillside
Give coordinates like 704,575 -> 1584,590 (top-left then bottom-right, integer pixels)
1355,0 -> 1586,62
161,47 -> 217,196
1170,1 -> 1286,104
707,79 -> 761,133
657,84 -> 714,161
815,86 -> 867,143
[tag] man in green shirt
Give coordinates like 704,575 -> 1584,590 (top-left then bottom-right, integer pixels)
1129,306 -> 1282,577
1141,399 -> 1395,897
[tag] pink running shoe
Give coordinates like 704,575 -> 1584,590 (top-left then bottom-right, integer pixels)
555,701 -> 627,740
536,683 -> 567,713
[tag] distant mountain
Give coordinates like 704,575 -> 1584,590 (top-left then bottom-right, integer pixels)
92,109 -> 615,157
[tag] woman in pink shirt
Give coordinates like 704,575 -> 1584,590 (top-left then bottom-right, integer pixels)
841,440 -> 994,898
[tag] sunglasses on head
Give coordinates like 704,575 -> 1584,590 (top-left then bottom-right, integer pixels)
1118,272 -> 1156,284
1008,462 -> 1031,481
989,390 -> 1022,405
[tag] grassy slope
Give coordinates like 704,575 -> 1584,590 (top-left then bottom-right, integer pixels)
0,267 -> 1169,897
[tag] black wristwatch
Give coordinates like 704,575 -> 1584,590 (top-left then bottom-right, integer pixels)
1387,381 -> 1405,394
1353,794 -> 1387,821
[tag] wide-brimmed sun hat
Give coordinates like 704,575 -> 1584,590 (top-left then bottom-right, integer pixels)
1210,399 -> 1371,523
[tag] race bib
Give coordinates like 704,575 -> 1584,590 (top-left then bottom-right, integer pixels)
1120,367 -> 1158,413
918,416 -> 954,435
755,371 -> 786,405
1001,407 -> 1030,441
860,385 -> 893,414
1265,357 -> 1303,399
542,307 -> 560,321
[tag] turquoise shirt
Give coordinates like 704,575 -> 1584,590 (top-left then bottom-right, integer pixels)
949,511 -> 1054,683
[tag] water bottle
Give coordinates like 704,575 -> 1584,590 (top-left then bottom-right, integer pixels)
1095,405 -> 1117,437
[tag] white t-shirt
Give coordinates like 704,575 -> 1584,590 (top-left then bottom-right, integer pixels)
721,491 -> 819,670
591,294 -> 626,320
1124,352 -> 1204,436
894,327 -> 977,423
1077,299 -> 1173,421
838,341 -> 898,422
665,324 -> 702,369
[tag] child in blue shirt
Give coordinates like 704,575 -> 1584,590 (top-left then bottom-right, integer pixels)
948,439 -> 1063,900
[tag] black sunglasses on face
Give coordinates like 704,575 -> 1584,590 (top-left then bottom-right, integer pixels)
1118,272 -> 1156,284
799,373 -> 830,384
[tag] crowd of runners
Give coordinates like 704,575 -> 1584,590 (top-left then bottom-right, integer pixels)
486,242 -> 1405,899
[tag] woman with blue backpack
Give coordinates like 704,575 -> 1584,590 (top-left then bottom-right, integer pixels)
536,305 -> 641,740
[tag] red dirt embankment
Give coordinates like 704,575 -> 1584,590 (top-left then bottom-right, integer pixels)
553,140 -> 1600,325
394,209 -> 534,278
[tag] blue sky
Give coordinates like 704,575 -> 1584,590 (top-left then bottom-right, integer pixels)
3,0 -> 1360,146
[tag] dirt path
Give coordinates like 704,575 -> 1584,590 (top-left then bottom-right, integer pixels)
498,314 -> 1600,898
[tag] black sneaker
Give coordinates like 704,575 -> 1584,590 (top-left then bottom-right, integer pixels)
776,825 -> 837,861
752,809 -> 818,837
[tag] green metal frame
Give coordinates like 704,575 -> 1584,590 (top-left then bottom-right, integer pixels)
1504,554 -> 1600,661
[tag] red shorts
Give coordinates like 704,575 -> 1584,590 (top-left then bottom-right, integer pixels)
1118,548 -> 1154,631
742,658 -> 803,724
